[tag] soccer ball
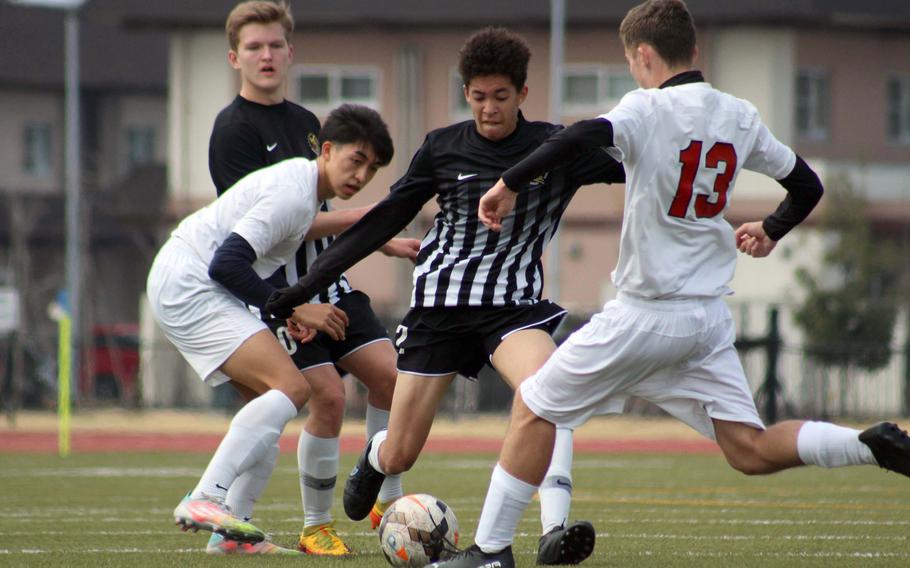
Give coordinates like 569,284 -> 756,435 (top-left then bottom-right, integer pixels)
378,494 -> 459,567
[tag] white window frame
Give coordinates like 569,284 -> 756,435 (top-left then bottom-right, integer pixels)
290,65 -> 381,114
23,122 -> 53,178
561,64 -> 637,115
796,67 -> 830,141
449,67 -> 472,123
887,75 -> 910,145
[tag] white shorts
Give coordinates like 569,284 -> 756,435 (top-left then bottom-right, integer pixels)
146,238 -> 267,386
521,293 -> 764,440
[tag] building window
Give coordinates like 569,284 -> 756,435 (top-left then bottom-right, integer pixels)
23,123 -> 53,177
126,126 -> 156,168
292,66 -> 380,113
562,65 -> 637,114
887,76 -> 910,144
796,69 -> 829,141
450,69 -> 472,123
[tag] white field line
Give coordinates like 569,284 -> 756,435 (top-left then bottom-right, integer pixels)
1,547 -> 907,559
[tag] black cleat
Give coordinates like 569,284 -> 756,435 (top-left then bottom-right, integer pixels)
425,544 -> 514,568
536,521 -> 596,565
343,437 -> 386,521
859,422 -> 910,478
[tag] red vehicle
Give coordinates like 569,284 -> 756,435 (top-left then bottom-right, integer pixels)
80,323 -> 140,404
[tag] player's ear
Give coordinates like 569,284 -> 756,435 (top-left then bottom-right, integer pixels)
517,85 -> 528,105
287,42 -> 294,63
321,140 -> 334,161
228,50 -> 240,69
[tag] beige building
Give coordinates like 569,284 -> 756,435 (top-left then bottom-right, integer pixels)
4,1 -> 908,411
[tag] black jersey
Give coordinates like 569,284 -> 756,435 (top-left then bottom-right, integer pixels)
276,112 -> 625,310
208,95 -> 352,304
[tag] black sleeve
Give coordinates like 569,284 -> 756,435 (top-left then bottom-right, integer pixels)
208,233 -> 276,309
566,147 -> 625,187
503,118 -> 615,191
762,155 -> 824,241
265,140 -> 438,318
209,122 -> 264,195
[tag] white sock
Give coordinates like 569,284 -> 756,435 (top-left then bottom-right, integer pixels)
797,421 -> 876,468
298,430 -> 339,528
368,429 -> 389,474
192,390 -> 297,501
474,464 -> 537,553
226,442 -> 279,521
539,427 -> 573,533
367,405 -> 403,504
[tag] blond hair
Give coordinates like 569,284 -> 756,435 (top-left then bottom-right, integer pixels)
225,1 -> 294,51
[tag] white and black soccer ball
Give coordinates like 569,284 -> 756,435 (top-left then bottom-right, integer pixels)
378,494 -> 459,567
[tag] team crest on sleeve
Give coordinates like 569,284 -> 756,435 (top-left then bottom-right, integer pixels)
530,172 -> 550,187
308,132 -> 320,156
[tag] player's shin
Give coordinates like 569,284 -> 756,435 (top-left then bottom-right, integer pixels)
193,390 -> 298,500
226,442 -> 280,521
474,464 -> 537,552
539,427 -> 573,533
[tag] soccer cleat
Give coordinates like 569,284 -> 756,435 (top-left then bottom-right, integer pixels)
369,499 -> 396,530
173,492 -> 265,543
536,521 -> 596,565
343,438 -> 386,521
298,521 -> 353,556
425,544 -> 514,568
206,533 -> 301,555
859,422 -> 910,478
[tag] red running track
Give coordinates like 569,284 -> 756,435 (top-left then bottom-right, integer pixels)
0,431 -> 719,454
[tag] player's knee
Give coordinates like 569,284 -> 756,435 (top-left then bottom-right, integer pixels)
275,378 -> 311,409
308,387 -> 346,430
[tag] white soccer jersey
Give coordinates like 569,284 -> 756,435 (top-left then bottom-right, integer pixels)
600,82 -> 796,299
171,158 -> 320,278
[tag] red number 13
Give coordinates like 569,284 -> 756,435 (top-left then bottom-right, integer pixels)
667,140 -> 737,219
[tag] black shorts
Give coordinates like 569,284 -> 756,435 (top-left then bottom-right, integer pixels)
394,301 -> 566,378
269,291 -> 390,371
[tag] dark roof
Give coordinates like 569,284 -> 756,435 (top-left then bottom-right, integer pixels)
3,0 -> 908,90
108,0 -> 910,30
0,2 -> 167,90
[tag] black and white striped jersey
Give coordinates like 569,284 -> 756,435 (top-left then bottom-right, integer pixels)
285,112 -> 625,309
286,200 -> 354,304
209,95 -> 351,305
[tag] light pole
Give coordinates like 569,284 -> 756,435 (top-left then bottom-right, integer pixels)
9,0 -> 86,453
548,0 -> 565,304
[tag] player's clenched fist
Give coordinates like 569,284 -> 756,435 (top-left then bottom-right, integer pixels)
290,304 -> 350,341
478,178 -> 518,232
734,221 -> 778,258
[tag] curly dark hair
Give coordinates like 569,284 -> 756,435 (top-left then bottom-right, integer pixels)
458,27 -> 531,90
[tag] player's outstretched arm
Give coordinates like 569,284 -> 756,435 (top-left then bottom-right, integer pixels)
305,206 -> 373,241
379,237 -> 421,261
479,179 -> 518,232
266,189 -> 428,318
734,222 -> 777,258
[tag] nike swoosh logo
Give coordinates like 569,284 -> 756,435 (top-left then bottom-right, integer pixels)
266,143 -> 278,152
457,173 -> 478,181
215,483 -> 228,491
555,479 -> 572,488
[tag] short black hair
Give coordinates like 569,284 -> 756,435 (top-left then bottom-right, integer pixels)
620,0 -> 696,68
319,104 -> 394,166
458,27 -> 531,91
